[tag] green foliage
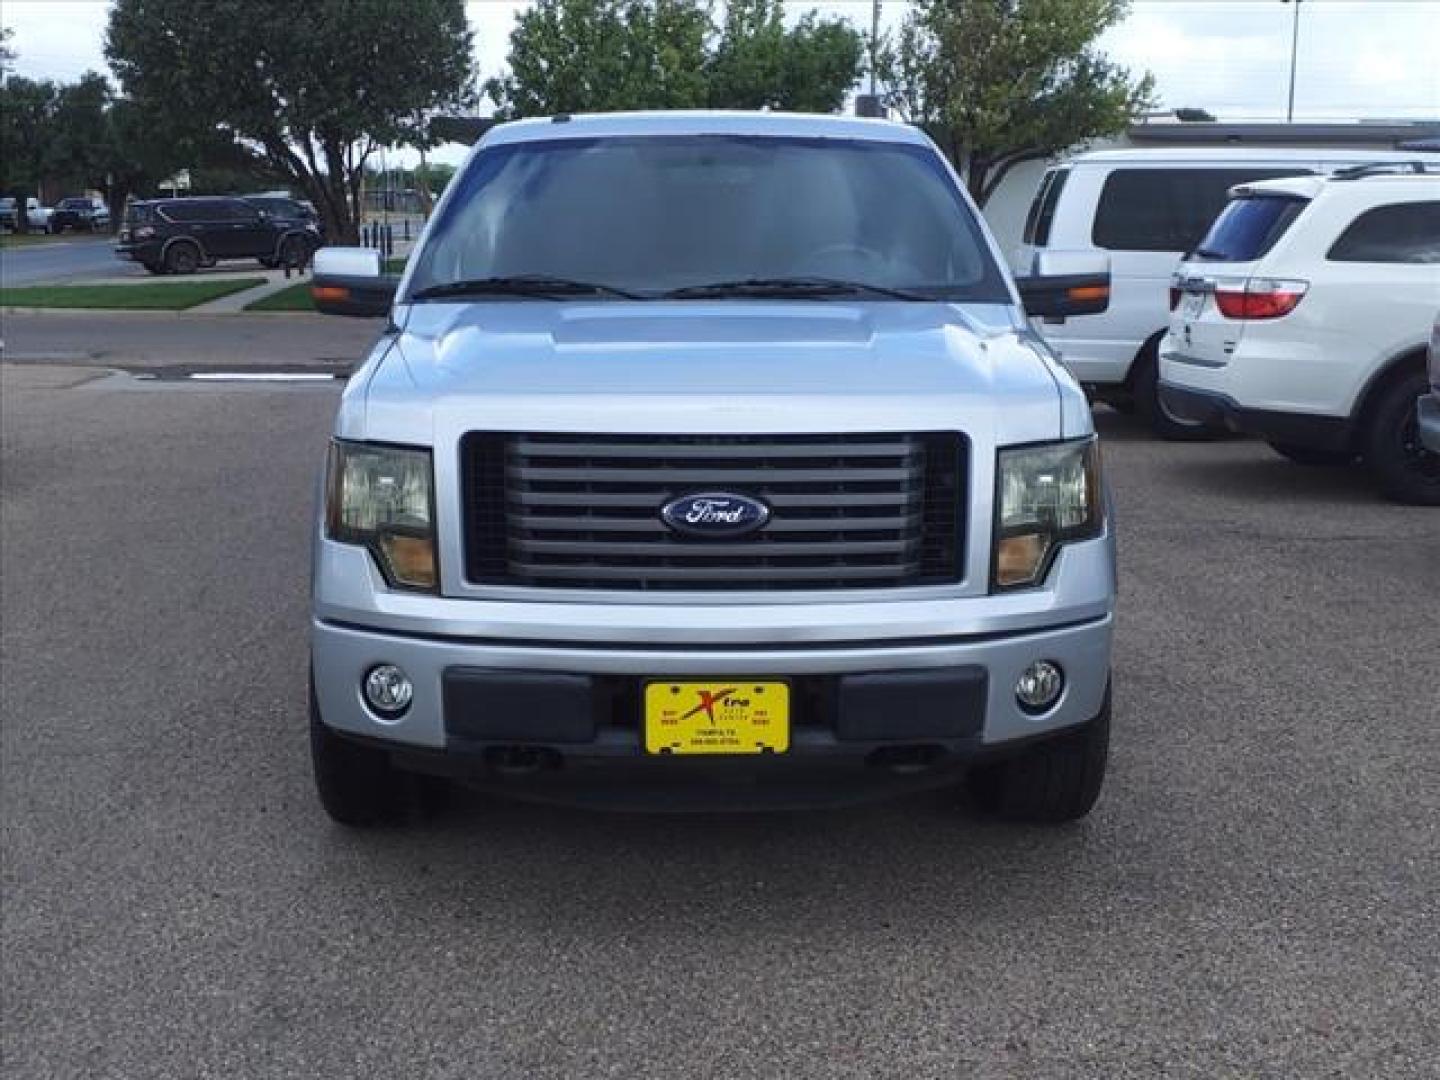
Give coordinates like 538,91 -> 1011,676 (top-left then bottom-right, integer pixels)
487,0 -> 709,116
0,76 -> 58,199
881,0 -> 1154,203
46,74 -> 114,192
0,278 -> 269,310
707,1 -> 863,113
105,0 -> 476,242
487,0 -> 864,118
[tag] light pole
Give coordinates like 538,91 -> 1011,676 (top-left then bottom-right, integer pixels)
1281,0 -> 1303,123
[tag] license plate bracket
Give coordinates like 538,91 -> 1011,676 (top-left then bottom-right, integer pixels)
643,680 -> 790,756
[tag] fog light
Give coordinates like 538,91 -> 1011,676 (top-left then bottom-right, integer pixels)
1016,661 -> 1064,713
363,664 -> 413,717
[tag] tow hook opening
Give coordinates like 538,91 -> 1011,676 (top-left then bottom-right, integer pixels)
866,745 -> 947,775
483,746 -> 562,775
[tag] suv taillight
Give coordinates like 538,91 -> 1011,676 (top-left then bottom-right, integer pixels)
1214,279 -> 1308,320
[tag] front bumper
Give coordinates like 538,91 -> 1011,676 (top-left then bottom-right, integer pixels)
313,614 -> 1111,807
1419,393 -> 1440,454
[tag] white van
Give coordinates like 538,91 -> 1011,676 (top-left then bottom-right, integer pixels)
1013,148 -> 1439,436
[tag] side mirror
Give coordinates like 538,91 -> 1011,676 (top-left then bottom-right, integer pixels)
311,247 -> 398,318
1015,250 -> 1111,322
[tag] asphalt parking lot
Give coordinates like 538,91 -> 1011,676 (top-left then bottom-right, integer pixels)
2,359 -> 1437,1078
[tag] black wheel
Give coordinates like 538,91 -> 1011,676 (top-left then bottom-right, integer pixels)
165,243 -> 200,275
1133,344 -> 1220,441
1266,441 -> 1355,467
309,678 -> 451,826
141,261 -> 166,276
1363,370 -> 1440,506
965,686 -> 1110,824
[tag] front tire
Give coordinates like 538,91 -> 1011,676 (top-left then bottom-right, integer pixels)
966,687 -> 1110,824
1134,345 -> 1220,441
1267,441 -> 1355,467
165,243 -> 199,275
1363,370 -> 1440,506
310,682 -> 407,826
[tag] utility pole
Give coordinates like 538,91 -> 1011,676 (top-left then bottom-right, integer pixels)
1282,0 -> 1303,123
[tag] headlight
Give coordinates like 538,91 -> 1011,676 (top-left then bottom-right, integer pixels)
992,437 -> 1103,591
325,440 -> 437,591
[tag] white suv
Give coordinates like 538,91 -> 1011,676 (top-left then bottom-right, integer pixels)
1014,148 -> 1437,437
1159,164 -> 1440,504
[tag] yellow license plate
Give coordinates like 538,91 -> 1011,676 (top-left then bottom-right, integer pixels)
644,681 -> 790,755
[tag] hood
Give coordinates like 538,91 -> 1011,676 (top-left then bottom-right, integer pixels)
355,300 -> 1067,447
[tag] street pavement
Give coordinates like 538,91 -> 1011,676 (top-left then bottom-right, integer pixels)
2,345 -> 1438,1078
0,235 -> 144,286
1,310 -> 382,370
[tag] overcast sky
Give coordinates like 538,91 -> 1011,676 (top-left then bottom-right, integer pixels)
5,0 -> 1438,165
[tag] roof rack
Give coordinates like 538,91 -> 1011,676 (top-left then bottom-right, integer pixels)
1331,161 -> 1439,181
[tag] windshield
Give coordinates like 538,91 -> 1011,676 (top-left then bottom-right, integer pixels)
59,198 -> 91,210
407,134 -> 1009,301
1192,195 -> 1309,263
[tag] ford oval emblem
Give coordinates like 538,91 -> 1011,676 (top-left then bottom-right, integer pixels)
660,492 -> 771,538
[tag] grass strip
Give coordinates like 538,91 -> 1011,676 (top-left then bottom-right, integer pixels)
245,282 -> 315,312
1,277 -> 269,310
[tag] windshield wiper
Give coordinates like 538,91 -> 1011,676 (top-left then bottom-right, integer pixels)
663,277 -> 931,301
409,275 -> 642,301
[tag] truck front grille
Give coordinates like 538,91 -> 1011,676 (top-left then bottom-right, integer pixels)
461,432 -> 966,591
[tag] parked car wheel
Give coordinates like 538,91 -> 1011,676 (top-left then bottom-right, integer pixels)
964,686 -> 1110,824
309,678 -> 449,826
309,681 -> 408,826
1134,343 -> 1220,441
1364,369 -> 1440,506
1267,441 -> 1355,467
165,243 -> 200,275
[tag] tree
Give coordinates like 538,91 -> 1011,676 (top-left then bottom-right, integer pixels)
707,0 -> 863,113
1,25 -> 15,76
487,0 -> 863,118
487,0 -> 710,117
105,0 -> 476,243
0,75 -> 57,232
881,0 -> 1154,204
47,73 -> 113,194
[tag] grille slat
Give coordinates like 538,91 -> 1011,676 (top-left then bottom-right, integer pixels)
462,432 -> 966,591
511,513 -> 923,534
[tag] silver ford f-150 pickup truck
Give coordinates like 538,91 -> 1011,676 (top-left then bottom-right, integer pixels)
308,111 -> 1116,825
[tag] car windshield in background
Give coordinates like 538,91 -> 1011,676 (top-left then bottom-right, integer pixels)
1191,195 -> 1310,263
407,135 -> 1009,302
59,199 -> 91,210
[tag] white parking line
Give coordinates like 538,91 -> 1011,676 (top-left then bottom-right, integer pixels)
187,372 -> 340,382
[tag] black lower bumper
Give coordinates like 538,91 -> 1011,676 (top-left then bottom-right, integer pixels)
342,665 -> 1015,810
114,242 -> 162,263
1159,381 -> 1353,452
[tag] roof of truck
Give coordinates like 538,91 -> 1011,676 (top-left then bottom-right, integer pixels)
1069,147 -> 1439,166
482,110 -> 931,148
